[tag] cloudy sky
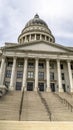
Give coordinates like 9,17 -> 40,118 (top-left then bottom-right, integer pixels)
0,0 -> 73,47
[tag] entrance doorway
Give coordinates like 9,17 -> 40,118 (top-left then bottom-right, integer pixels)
50,83 -> 55,92
62,84 -> 66,92
39,83 -> 44,91
27,82 -> 33,91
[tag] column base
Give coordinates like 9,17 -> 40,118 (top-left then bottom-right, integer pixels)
9,86 -> 14,91
46,87 -> 51,92
34,87 -> 38,91
59,88 -> 64,92
70,88 -> 73,92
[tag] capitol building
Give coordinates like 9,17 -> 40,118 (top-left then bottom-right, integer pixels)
0,14 -> 73,93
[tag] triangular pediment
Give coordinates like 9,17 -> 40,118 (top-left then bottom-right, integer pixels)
5,42 -> 71,53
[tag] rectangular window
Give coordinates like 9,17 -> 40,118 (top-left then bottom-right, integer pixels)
28,62 -> 34,68
28,72 -> 34,78
16,82 -> 22,90
39,63 -> 44,69
7,62 -> 13,67
50,72 -> 54,80
60,64 -> 63,69
17,62 -> 23,68
38,72 -> 44,79
5,70 -> 11,78
71,64 -> 73,70
61,73 -> 65,80
50,63 -> 54,69
17,71 -> 23,78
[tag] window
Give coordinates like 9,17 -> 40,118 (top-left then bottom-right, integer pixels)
28,72 -> 34,78
39,63 -> 44,69
50,38 -> 52,42
42,35 -> 45,40
28,62 -> 34,68
16,82 -> 22,90
31,34 -> 35,40
60,64 -> 63,69
50,63 -> 54,69
72,73 -> 73,78
7,62 -> 13,67
36,34 -> 40,40
17,71 -> 23,78
17,62 -> 23,68
5,70 -> 11,78
38,72 -> 44,79
61,73 -> 65,80
50,72 -> 54,80
71,64 -> 73,70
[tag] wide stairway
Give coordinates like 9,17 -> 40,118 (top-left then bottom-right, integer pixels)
0,91 -> 22,120
21,91 -> 49,121
41,92 -> 73,121
0,91 -> 73,121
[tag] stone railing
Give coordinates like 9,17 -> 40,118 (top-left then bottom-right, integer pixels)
54,93 -> 73,112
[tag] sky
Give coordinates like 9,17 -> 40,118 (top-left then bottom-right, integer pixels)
0,0 -> 73,47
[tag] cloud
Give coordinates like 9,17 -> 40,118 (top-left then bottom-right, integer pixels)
0,0 -> 73,46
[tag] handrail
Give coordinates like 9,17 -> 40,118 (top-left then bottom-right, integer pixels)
54,93 -> 73,112
38,91 -> 52,121
63,98 -> 73,112
19,89 -> 24,121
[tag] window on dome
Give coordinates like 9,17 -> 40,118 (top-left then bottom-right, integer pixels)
26,35 -> 29,41
42,35 -> 45,40
46,36 -> 49,41
31,34 -> 35,40
36,34 -> 40,40
50,38 -> 52,42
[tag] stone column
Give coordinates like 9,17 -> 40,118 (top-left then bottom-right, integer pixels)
0,56 -> 6,85
67,60 -> 73,92
34,58 -> 38,91
46,59 -> 51,92
40,34 -> 42,40
22,58 -> 28,91
10,57 -> 17,90
57,59 -> 63,92
35,34 -> 36,40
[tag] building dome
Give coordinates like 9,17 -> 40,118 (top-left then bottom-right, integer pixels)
18,14 -> 55,44
25,14 -> 48,29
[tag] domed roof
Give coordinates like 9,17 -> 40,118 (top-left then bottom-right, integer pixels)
25,14 -> 48,29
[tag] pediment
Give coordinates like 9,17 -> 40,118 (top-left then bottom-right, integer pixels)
6,42 -> 70,53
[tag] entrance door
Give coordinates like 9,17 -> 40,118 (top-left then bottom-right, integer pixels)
39,83 -> 44,91
27,82 -> 33,91
62,84 -> 66,92
50,83 -> 55,92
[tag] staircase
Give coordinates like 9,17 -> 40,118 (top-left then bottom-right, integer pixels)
41,92 -> 73,121
0,91 -> 22,120
21,91 -> 50,121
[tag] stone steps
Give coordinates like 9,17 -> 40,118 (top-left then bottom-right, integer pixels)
0,91 -> 22,120
41,92 -> 73,121
21,92 -> 50,121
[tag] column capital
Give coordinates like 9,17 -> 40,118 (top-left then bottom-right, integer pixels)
46,58 -> 50,62
67,59 -> 71,63
13,56 -> 17,60
35,57 -> 39,60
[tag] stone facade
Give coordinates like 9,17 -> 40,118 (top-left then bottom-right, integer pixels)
0,14 -> 73,92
